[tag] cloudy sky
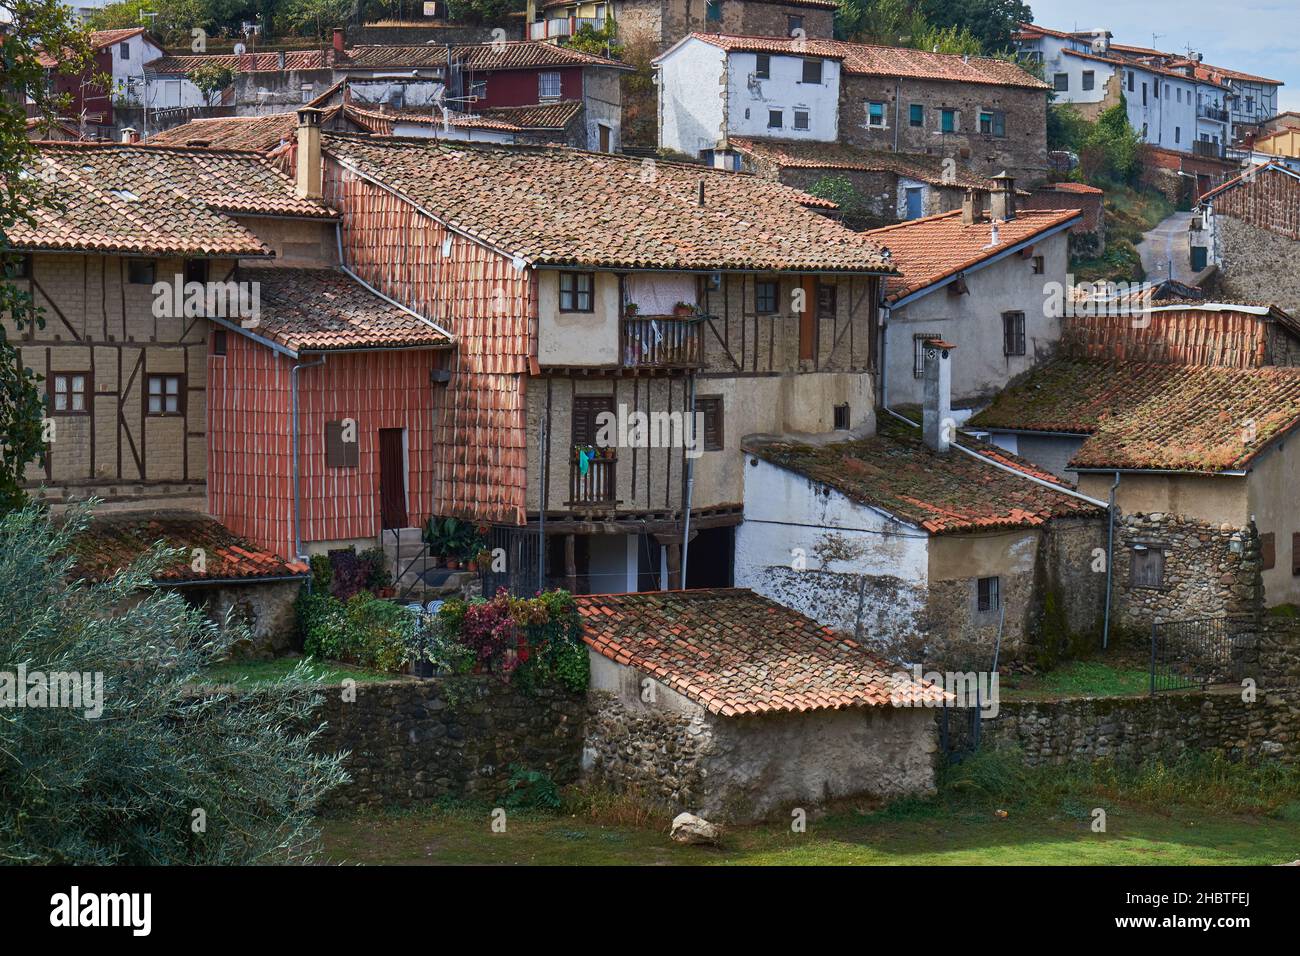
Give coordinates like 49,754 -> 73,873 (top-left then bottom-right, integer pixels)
1027,0 -> 1300,111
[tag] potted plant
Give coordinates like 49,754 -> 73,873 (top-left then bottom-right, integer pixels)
624,302 -> 640,317
672,301 -> 694,318
476,548 -> 493,572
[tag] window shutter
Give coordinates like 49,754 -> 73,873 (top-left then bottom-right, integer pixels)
1292,533 -> 1300,576
572,396 -> 615,447
1261,532 -> 1276,570
325,420 -> 359,468
697,396 -> 724,451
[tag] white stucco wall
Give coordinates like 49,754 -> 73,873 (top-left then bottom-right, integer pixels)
536,269 -> 620,366
883,227 -> 1070,408
725,51 -> 839,143
657,38 -> 727,155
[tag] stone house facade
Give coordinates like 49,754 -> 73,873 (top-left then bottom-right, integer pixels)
527,0 -> 835,48
1199,163 -> 1300,316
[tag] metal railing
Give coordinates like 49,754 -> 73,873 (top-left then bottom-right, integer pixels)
1149,616 -> 1241,693
622,315 -> 705,368
385,526 -> 432,606
1192,139 -> 1226,159
479,523 -> 544,598
1198,103 -> 1230,123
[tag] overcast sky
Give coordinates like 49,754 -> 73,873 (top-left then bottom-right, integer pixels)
1027,0 -> 1300,112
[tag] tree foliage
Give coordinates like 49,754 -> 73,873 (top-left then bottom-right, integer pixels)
190,60 -> 235,103
1,1 -> 98,512
919,0 -> 1031,52
1078,100 -> 1144,186
836,0 -> 1021,54
0,504 -> 347,864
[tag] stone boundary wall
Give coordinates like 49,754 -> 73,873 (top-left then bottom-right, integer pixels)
307,677 -> 585,812
975,688 -> 1300,766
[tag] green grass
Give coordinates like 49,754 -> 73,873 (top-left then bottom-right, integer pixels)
319,751 -> 1300,866
1069,182 -> 1176,283
1001,660 -> 1150,700
200,657 -> 399,687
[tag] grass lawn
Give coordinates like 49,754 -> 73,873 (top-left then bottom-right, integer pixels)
320,799 -> 1300,866
1001,660 -> 1151,701
200,657 -> 399,687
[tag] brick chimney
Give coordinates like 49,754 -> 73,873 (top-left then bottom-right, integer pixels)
296,107 -> 323,201
120,127 -> 140,144
333,27 -> 345,56
922,340 -> 955,454
990,171 -> 1016,222
961,187 -> 986,225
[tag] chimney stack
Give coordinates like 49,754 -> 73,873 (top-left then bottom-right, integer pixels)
296,107 -> 323,201
990,171 -> 1016,221
922,340 -> 955,454
961,188 -> 986,225
120,127 -> 139,144
333,27 -> 345,56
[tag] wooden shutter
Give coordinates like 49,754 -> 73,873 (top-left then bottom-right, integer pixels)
697,396 -> 723,451
799,276 -> 817,361
572,395 -> 614,446
1131,547 -> 1164,588
325,420 -> 359,468
1292,533 -> 1300,576
1261,532 -> 1277,570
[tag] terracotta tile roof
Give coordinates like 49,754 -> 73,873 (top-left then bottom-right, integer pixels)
969,360 -> 1300,472
482,100 -> 583,129
7,142 -> 335,257
237,267 -> 453,352
454,41 -> 631,72
577,589 -> 947,716
338,45 -> 448,68
322,132 -> 894,273
866,208 -> 1081,303
681,33 -> 1047,89
144,107 -> 358,151
145,50 -> 330,75
67,511 -> 308,584
745,416 -> 1101,534
730,137 -> 998,190
38,28 -> 149,67
1042,181 -> 1103,194
1201,160 -> 1299,204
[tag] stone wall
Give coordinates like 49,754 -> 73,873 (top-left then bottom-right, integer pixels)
1112,513 -> 1261,630
197,579 -> 301,658
1215,215 -> 1300,317
310,677 -> 586,811
837,75 -> 1048,184
980,688 -> 1300,766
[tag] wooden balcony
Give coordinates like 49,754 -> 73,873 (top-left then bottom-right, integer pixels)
621,315 -> 705,369
566,453 -> 618,508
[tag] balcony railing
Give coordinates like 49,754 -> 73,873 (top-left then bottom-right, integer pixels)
622,315 -> 705,369
1192,139 -> 1226,159
1198,103 -> 1229,123
529,16 -> 605,40
567,452 -> 617,508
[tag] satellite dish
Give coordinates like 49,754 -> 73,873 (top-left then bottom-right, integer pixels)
233,42 -> 246,55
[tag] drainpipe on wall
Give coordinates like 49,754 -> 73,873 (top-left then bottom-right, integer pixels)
680,371 -> 697,588
1103,471 -> 1121,648
893,78 -> 900,153
291,355 -> 327,561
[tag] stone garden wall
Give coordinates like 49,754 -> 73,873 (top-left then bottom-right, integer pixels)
310,677 -> 586,812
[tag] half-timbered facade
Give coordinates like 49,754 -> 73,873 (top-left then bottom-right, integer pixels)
310,126 -> 892,593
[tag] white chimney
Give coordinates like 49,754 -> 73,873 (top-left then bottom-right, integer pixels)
120,127 -> 139,144
295,107 -> 323,201
922,340 -> 955,454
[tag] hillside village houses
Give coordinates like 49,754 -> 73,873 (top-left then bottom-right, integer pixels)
656,33 -> 1050,184
525,0 -> 836,47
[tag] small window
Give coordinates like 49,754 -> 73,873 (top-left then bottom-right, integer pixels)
1081,70 -> 1094,91
705,0 -> 721,21
793,109 -> 809,130
1053,73 -> 1069,92
538,71 -> 562,99
816,283 -> 836,319
325,420 -> 359,468
1291,532 -> 1300,576
940,108 -> 957,133
146,373 -> 183,416
1127,72 -> 1135,92
119,42 -> 130,60
913,333 -> 940,378
559,271 -> 594,312
1002,311 -> 1026,356
767,109 -> 783,129
801,59 -> 822,85
977,576 -> 1000,612
49,372 -> 90,414
754,53 -> 770,79
909,103 -> 924,127
469,79 -> 487,101
1261,532 -> 1276,571
184,259 -> 208,285
1131,546 -> 1165,589
1246,96 -> 1255,113
1174,127 -> 1181,144
5,254 -> 33,279
755,280 -> 778,313
787,15 -> 803,35
867,101 -> 886,126
833,403 -> 850,430
572,395 -> 614,447
128,259 -> 155,284
1031,255 -> 1045,274
211,329 -> 227,356
696,395 -> 724,451
1142,83 -> 1148,107
979,109 -> 1005,137
301,84 -> 313,104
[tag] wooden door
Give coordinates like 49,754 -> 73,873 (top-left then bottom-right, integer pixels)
599,123 -> 611,153
799,276 -> 817,362
379,428 -> 407,529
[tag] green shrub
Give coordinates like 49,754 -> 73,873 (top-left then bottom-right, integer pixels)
343,592 -> 412,672
358,547 -> 391,591
502,766 -> 562,812
309,553 -> 332,592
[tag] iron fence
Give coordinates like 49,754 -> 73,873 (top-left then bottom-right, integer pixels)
479,524 -> 544,598
1149,616 -> 1241,693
